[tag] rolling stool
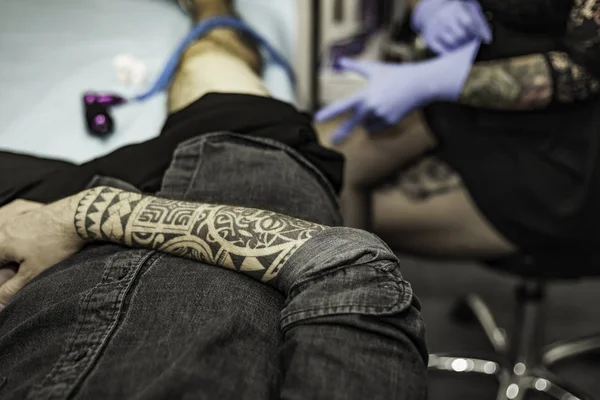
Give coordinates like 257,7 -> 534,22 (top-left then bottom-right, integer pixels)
428,253 -> 600,400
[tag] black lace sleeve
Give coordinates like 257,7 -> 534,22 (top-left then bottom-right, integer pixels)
545,0 -> 600,102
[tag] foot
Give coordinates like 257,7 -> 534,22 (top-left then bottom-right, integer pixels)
178,0 -> 233,21
178,0 -> 262,73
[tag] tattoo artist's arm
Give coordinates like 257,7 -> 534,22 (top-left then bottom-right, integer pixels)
73,186 -> 328,283
459,51 -> 600,110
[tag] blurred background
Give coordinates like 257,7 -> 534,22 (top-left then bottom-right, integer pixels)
1,0 -> 600,398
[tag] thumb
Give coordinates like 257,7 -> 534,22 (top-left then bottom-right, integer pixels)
337,57 -> 379,77
315,91 -> 364,123
0,268 -> 29,309
465,2 -> 492,43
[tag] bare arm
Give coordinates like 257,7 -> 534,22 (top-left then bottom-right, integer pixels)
459,53 -> 554,110
459,0 -> 600,110
73,186 -> 328,283
458,51 -> 600,110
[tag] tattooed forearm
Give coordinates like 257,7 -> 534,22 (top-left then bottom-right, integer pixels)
74,187 -> 327,282
459,54 -> 554,110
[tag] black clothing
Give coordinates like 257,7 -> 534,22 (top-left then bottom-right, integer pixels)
0,94 -> 345,207
427,0 -> 600,253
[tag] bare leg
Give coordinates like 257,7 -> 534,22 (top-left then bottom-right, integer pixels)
316,112 -> 517,258
372,156 -> 518,258
316,112 -> 437,229
168,0 -> 268,113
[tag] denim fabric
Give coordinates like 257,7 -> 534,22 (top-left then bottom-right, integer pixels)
157,132 -> 342,226
0,132 -> 427,399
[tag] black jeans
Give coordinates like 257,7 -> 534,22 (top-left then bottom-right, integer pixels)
0,96 -> 427,399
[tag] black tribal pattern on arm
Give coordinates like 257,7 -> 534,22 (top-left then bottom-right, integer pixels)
74,187 -> 327,282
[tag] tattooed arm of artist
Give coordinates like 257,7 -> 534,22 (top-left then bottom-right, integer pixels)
72,186 -> 327,283
459,51 -> 600,110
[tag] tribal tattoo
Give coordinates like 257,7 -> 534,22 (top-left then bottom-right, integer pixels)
74,187 -> 327,282
459,54 -> 554,110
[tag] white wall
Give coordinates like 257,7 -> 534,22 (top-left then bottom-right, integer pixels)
294,0 -> 406,110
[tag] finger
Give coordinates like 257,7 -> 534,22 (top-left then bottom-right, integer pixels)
437,31 -> 458,51
337,57 -> 378,77
0,199 -> 43,225
456,8 -> 473,32
315,92 -> 364,123
0,269 -> 29,308
429,39 -> 449,55
465,3 -> 492,43
331,106 -> 369,145
446,18 -> 464,39
0,267 -> 16,289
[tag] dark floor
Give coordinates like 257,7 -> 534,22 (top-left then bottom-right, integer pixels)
398,257 -> 600,400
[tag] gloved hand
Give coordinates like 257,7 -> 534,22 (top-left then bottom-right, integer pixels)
315,40 -> 480,144
412,0 -> 491,55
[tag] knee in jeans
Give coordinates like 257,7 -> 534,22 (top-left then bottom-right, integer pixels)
277,228 -> 416,330
159,132 -> 342,225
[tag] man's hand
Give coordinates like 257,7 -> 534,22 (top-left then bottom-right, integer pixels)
0,199 -> 43,225
0,200 -> 43,291
0,197 -> 84,309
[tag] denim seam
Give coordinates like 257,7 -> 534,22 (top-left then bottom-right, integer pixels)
280,280 -> 413,330
281,265 -> 413,330
24,251 -> 122,399
287,259 -> 403,299
67,251 -> 159,398
172,132 -> 341,222
26,250 -> 158,400
182,139 -> 207,200
285,278 -> 412,316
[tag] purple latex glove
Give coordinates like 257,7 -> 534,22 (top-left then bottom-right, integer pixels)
315,40 -> 480,144
412,0 -> 491,55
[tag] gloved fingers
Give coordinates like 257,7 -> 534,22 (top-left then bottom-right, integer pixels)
445,18 -> 465,41
315,91 -> 364,123
428,39 -> 449,55
337,57 -> 378,77
331,106 -> 369,144
465,2 -> 492,43
452,11 -> 478,42
456,8 -> 474,31
437,31 -> 459,52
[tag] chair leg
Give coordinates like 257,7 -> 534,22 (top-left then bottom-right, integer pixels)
432,283 -> 596,400
519,370 -> 594,400
452,294 -> 509,355
543,334 -> 600,367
